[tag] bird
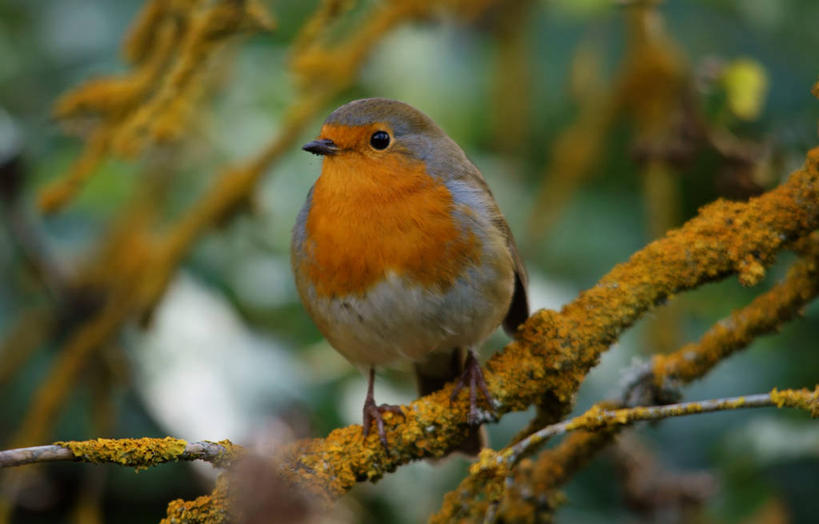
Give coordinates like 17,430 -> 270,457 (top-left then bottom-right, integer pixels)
291,98 -> 528,453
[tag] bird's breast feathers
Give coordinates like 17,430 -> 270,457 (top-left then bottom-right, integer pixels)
297,153 -> 486,298
291,155 -> 515,365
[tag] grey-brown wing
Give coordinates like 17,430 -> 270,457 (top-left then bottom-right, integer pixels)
454,163 -> 529,336
495,214 -> 529,336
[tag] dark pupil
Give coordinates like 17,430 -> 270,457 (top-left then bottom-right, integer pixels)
370,131 -> 390,150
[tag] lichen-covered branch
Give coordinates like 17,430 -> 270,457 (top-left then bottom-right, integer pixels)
528,1 -> 688,242
609,435 -> 716,522
435,423 -> 620,523
432,387 -> 818,522
472,235 -> 819,522
39,0 -> 275,212
0,438 -> 242,471
9,388 -> 800,524
163,474 -> 231,524
438,236 -> 819,522
274,146 -> 819,504
510,389 -> 818,462
652,231 -> 819,388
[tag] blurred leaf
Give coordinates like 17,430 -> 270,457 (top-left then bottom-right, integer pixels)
722,57 -> 769,121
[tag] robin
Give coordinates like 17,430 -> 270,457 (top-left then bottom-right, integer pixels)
292,98 -> 528,453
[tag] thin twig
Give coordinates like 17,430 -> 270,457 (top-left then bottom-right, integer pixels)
507,392 -> 783,464
0,446 -> 72,468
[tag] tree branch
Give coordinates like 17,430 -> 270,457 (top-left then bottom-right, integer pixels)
432,387 -> 818,522
0,438 -> 241,470
651,231 -> 819,389
472,236 -> 819,522
510,389 -> 818,463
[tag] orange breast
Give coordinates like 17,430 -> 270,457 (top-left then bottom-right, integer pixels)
302,152 -> 481,298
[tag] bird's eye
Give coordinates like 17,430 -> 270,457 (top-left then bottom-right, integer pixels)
370,131 -> 390,150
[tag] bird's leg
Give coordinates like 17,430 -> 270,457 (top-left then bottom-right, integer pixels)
450,349 -> 494,425
362,367 -> 404,451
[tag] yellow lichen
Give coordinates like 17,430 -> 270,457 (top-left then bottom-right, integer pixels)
163,473 -> 230,524
39,0 -> 275,213
653,233 -> 819,388
770,387 -> 819,417
112,0 -> 275,155
54,437 -> 187,472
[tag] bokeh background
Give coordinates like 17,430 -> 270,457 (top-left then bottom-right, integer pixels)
1,0 -> 819,522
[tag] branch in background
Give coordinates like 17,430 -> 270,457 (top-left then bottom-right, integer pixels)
527,0 -> 689,243
527,1 -> 770,244
489,0 -> 535,158
498,430 -> 619,522
511,389 -> 818,462
524,47 -> 617,242
0,438 -> 241,470
0,309 -> 54,390
0,132 -> 68,300
39,0 -> 275,213
651,232 -> 819,391
611,435 -> 716,523
432,387 -> 818,522
111,0 -> 275,155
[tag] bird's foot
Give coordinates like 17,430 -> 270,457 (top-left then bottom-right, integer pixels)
362,397 -> 404,451
450,350 -> 495,425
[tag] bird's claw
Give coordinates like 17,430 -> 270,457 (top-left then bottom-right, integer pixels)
450,350 -> 494,425
363,399 -> 404,452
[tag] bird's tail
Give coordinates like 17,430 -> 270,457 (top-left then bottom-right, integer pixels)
414,347 -> 487,456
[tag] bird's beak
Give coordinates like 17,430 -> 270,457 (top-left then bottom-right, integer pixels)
302,138 -> 339,156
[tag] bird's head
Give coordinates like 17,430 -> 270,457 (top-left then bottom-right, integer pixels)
302,98 -> 452,169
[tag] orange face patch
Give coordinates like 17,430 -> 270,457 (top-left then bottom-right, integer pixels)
319,123 -> 387,151
300,125 -> 481,297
